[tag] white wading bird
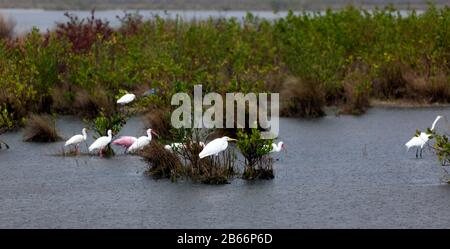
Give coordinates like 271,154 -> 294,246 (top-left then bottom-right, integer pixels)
117,93 -> 136,105
199,136 -> 237,159
266,141 -> 286,153
128,129 -> 158,153
405,115 -> 443,158
164,142 -> 206,151
89,129 -> 113,157
65,128 -> 87,153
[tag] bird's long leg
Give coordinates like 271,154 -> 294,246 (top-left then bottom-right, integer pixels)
416,148 -> 419,158
420,148 -> 423,158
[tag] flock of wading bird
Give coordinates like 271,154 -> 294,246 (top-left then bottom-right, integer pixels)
2,91 -> 445,161
63,92 -> 286,158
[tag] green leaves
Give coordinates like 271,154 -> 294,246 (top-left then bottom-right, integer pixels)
90,110 -> 126,139
236,128 -> 273,168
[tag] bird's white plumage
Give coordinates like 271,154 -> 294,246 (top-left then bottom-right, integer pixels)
65,128 -> 87,147
164,142 -> 205,151
89,130 -> 112,152
265,141 -> 285,153
199,137 -> 234,159
127,129 -> 154,153
405,115 -> 443,152
117,93 -> 136,105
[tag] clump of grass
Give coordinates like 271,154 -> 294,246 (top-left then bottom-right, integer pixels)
280,76 -> 325,118
23,114 -> 62,142
195,149 -> 237,184
142,141 -> 183,181
143,128 -> 237,184
0,14 -> 15,40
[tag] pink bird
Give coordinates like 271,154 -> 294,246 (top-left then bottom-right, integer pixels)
112,136 -> 137,152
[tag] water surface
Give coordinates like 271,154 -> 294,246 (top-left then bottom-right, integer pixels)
1,107 -> 450,228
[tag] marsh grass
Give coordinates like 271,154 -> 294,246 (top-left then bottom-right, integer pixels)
142,141 -> 183,181
23,114 -> 62,142
143,131 -> 237,184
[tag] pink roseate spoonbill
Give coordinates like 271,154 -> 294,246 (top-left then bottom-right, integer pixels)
89,130 -> 113,157
199,136 -> 237,159
405,115 -> 443,158
127,129 -> 158,153
117,93 -> 136,105
112,136 -> 137,149
65,128 -> 87,153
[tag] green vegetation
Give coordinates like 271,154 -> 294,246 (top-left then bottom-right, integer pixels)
236,128 -> 275,180
2,6 -> 450,132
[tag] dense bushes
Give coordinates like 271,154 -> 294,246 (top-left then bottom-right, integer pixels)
2,6 -> 450,131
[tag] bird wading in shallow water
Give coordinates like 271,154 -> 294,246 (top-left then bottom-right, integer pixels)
65,128 -> 87,154
405,115 -> 443,158
127,129 -> 158,153
89,130 -> 113,157
265,141 -> 286,153
199,136 -> 237,159
112,136 -> 137,152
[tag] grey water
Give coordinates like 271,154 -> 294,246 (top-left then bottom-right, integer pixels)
0,8 -> 424,34
1,107 -> 450,228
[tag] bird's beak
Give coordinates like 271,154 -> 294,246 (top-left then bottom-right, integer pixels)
227,138 -> 237,142
151,130 -> 160,137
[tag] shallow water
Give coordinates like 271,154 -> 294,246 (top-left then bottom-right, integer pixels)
0,8 -> 423,34
1,107 -> 450,228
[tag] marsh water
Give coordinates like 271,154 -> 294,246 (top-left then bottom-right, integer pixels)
0,8 -> 423,34
1,107 -> 450,228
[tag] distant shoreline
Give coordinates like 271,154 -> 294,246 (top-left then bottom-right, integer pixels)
0,4 -> 446,12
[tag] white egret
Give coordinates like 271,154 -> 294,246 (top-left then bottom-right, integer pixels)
117,93 -> 136,105
199,136 -> 237,159
89,129 -> 113,157
405,115 -> 443,158
65,128 -> 87,153
128,129 -> 158,153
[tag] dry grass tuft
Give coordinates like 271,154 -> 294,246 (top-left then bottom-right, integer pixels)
23,114 -> 61,142
142,141 -> 183,181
